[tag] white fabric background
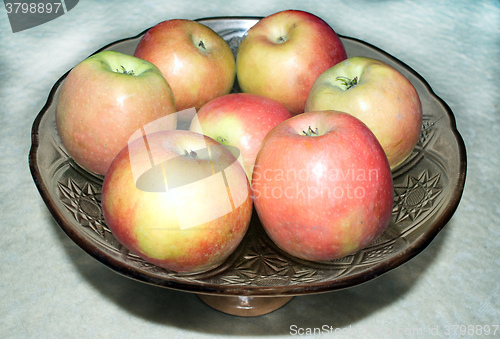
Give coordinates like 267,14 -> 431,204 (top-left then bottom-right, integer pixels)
1,1 -> 498,338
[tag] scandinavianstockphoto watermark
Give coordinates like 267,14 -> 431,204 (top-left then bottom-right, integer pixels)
4,0 -> 79,33
252,165 -> 380,183
289,324 -> 499,336
251,165 -> 381,202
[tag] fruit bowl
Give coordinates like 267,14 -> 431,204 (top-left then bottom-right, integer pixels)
29,17 -> 466,317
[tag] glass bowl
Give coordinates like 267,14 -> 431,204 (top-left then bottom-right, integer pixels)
29,17 -> 467,317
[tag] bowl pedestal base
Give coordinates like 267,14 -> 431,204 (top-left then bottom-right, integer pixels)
197,294 -> 293,317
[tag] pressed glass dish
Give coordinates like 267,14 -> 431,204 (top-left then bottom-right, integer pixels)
29,17 -> 467,316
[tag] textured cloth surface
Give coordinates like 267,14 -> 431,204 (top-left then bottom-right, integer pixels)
1,1 -> 498,338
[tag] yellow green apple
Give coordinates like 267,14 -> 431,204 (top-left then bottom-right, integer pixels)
102,130 -> 252,273
305,56 -> 422,169
236,10 -> 347,115
56,50 -> 177,176
189,93 -> 292,181
134,19 -> 236,123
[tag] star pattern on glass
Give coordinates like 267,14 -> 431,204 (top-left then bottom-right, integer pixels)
216,237 -> 339,286
58,178 -> 109,237
393,170 -> 442,223
418,115 -> 436,147
236,245 -> 290,275
361,243 -> 395,264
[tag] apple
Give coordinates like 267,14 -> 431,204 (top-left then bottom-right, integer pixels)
188,93 -> 292,181
252,111 -> 394,262
102,129 -> 252,273
56,50 -> 177,176
305,56 -> 422,169
236,10 -> 347,115
134,19 -> 236,123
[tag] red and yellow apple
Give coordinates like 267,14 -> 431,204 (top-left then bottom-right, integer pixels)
56,50 -> 177,176
252,111 -> 394,262
189,93 -> 292,181
102,130 -> 252,273
236,10 -> 347,115
305,56 -> 422,169
134,19 -> 236,123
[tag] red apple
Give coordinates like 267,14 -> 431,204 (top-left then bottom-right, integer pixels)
102,130 -> 252,273
189,93 -> 292,181
305,56 -> 422,169
252,111 -> 394,262
236,10 -> 347,115
134,19 -> 236,123
56,50 -> 177,176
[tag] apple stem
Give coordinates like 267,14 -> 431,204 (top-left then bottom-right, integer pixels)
216,136 -> 227,144
116,65 -> 135,76
302,126 -> 319,137
198,40 -> 206,50
183,150 -> 198,158
335,76 -> 358,90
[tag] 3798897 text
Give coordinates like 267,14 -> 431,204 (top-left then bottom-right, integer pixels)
5,2 -> 63,14
289,324 -> 499,336
443,324 -> 499,336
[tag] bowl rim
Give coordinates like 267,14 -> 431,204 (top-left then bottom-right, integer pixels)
29,16 -> 467,296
